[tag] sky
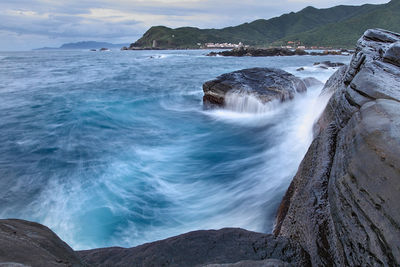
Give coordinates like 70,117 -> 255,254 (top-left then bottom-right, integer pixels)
0,0 -> 390,51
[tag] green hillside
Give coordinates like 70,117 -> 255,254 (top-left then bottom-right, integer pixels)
131,0 -> 398,49
275,0 -> 400,47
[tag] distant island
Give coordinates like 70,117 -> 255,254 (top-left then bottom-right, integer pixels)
34,41 -> 130,51
128,0 -> 400,49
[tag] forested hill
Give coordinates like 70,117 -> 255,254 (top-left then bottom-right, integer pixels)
131,0 -> 399,49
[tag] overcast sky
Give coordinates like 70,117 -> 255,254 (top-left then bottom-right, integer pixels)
0,0 -> 390,51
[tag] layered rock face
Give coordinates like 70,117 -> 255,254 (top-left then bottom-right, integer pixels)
274,29 -> 400,266
203,68 -> 313,107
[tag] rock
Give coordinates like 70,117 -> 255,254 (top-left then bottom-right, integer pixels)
274,28 -> 400,266
383,41 -> 400,66
320,65 -> 348,96
202,68 -> 307,107
302,77 -> 323,88
206,47 -> 297,57
206,47 -> 347,57
363,28 -> 400,43
78,228 -> 310,267
204,259 -> 290,267
99,48 -> 109,51
296,67 -> 305,71
120,46 -> 128,51
295,49 -> 307,55
314,61 -> 345,68
0,219 -> 85,267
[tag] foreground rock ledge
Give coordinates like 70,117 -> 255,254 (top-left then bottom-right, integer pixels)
0,220 -> 310,267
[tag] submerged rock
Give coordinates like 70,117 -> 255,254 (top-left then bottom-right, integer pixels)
203,68 -> 310,107
274,28 -> 400,266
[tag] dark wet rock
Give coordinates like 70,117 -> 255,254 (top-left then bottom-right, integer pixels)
302,77 -> 323,88
274,28 -> 400,266
204,259 -> 290,267
313,61 -> 345,68
202,68 -> 308,107
296,67 -> 305,71
308,50 -> 344,56
207,47 -> 299,57
120,46 -> 128,51
0,219 -> 85,267
363,28 -> 400,43
383,41 -> 400,67
207,47 -> 347,57
78,228 -> 310,267
99,48 -> 109,51
320,65 -> 348,96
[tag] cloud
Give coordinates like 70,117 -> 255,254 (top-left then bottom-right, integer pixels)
0,0 -> 390,50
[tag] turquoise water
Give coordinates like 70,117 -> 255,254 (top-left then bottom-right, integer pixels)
0,50 -> 350,249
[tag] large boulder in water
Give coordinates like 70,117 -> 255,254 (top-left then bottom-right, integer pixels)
203,68 -> 309,107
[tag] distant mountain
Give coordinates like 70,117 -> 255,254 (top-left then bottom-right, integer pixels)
274,0 -> 400,47
34,41 -> 129,50
131,0 -> 399,49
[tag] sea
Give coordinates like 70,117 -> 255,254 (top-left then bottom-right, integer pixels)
0,49 -> 350,250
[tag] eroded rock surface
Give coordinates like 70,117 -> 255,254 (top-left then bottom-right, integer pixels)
203,68 -> 310,107
204,259 -> 290,267
274,28 -> 400,266
78,228 -> 310,267
0,219 -> 85,267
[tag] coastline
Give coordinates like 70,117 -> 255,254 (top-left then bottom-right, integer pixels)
1,28 -> 400,266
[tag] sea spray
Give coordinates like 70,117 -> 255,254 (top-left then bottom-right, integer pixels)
224,92 -> 280,114
0,49 -> 350,249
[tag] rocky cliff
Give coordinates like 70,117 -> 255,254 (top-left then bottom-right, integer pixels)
274,28 -> 400,266
1,29 -> 399,267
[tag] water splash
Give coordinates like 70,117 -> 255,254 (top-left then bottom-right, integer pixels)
0,49 -> 349,250
224,92 -> 280,114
